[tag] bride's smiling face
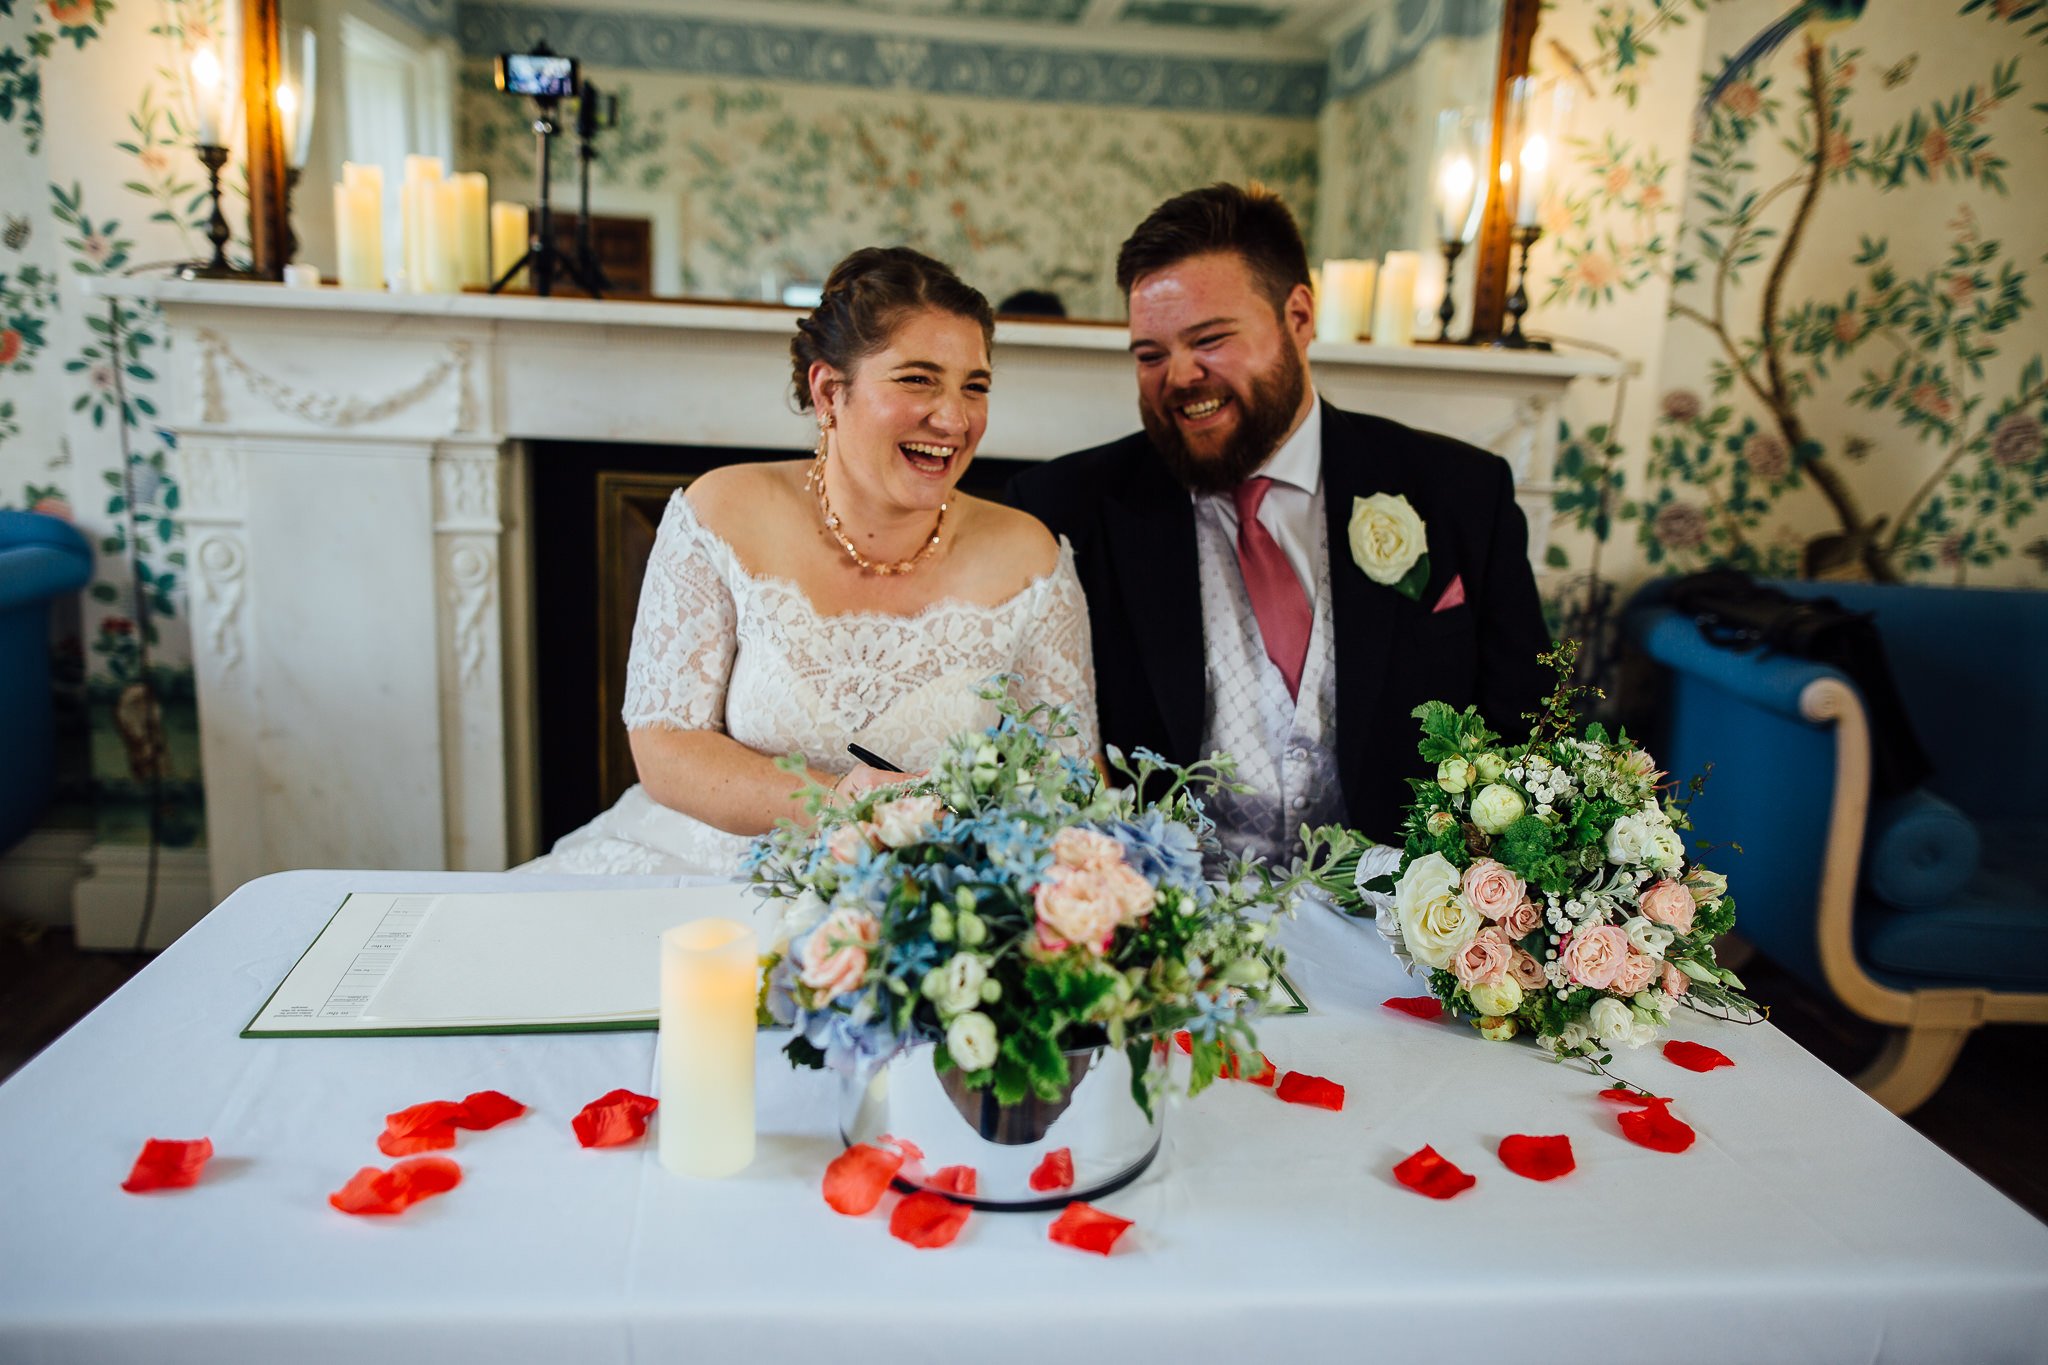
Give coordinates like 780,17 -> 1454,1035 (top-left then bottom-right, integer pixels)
813,307 -> 992,512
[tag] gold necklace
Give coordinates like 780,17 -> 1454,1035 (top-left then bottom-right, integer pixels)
808,447 -> 947,577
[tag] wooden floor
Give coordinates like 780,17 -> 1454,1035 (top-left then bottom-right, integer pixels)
1,916 -> 2042,1224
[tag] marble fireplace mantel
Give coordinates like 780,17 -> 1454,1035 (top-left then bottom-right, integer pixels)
89,279 -> 1622,899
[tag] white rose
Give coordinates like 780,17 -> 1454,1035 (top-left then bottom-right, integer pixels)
1605,812 -> 1660,866
868,794 -> 942,849
1347,492 -> 1427,585
1555,1020 -> 1593,1053
1588,996 -> 1635,1048
1470,784 -> 1526,835
945,1010 -> 999,1072
1467,976 -> 1524,1017
773,890 -> 829,954
1623,915 -> 1675,959
1395,852 -> 1482,969
923,952 -> 988,1018
1647,819 -> 1686,871
1436,757 -> 1473,794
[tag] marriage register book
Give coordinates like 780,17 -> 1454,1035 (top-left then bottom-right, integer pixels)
243,885 -> 777,1038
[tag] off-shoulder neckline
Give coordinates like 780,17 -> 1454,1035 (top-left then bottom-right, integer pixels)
667,488 -> 1075,625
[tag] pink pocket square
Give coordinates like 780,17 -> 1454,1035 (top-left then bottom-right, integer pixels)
1432,575 -> 1466,613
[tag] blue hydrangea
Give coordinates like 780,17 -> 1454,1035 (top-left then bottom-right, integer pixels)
1105,809 -> 1208,896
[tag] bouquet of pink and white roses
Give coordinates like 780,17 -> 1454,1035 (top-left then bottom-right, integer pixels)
1307,646 -> 1756,1061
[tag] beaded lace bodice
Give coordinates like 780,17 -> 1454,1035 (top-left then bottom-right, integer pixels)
527,489 -> 1098,877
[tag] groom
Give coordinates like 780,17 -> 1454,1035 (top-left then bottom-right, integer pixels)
1010,183 -> 1551,859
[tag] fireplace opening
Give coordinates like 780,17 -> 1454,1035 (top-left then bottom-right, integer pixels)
526,441 -> 1036,850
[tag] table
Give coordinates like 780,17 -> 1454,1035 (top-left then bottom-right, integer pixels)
3,870 -> 2045,1363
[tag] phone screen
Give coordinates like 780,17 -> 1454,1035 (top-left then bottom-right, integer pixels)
501,54 -> 577,98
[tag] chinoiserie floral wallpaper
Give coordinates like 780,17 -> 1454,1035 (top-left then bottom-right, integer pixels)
0,0 -> 2044,864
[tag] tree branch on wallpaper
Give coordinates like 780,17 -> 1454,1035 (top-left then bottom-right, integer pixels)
1650,38 -> 2043,584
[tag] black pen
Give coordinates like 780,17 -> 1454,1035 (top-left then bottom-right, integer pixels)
847,743 -> 904,773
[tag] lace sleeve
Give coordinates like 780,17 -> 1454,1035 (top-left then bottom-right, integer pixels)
621,493 -> 738,732
1012,539 -> 1101,759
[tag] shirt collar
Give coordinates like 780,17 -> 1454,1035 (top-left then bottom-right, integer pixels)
1259,389 -> 1323,497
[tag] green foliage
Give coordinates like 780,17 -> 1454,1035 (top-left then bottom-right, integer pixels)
1410,700 -> 1498,764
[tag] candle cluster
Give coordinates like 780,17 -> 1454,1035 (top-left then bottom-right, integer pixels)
1311,252 -> 1419,347
330,158 -> 534,294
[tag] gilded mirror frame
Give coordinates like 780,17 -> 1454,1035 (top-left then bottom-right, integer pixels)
238,0 -> 1543,342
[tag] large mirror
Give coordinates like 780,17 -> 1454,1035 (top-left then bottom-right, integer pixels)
248,0 -> 1535,336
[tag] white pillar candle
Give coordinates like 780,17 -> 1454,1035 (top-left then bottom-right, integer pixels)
333,162 -> 384,291
1374,250 -> 1421,348
401,155 -> 444,293
490,201 -> 529,291
451,172 -> 490,289
658,918 -> 757,1179
1316,258 -> 1377,343
422,179 -> 462,294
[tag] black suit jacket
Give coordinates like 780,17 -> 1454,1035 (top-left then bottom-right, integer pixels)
1008,402 -> 1552,842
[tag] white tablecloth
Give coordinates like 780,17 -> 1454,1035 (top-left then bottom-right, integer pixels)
2,870 -> 2044,1364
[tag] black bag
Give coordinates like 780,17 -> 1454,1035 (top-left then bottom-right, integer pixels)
1664,569 -> 1932,798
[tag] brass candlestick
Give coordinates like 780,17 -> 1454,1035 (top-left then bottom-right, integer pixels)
178,144 -> 253,280
1435,237 -> 1466,344
1499,224 -> 1549,351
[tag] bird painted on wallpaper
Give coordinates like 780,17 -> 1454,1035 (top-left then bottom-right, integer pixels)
1698,0 -> 1867,122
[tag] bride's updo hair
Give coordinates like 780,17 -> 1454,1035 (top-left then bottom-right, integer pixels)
791,247 -> 995,413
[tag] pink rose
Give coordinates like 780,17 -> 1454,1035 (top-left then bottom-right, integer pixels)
1562,924 -> 1630,990
1509,950 -> 1547,992
825,824 -> 870,865
1101,862 -> 1156,927
1452,926 -> 1513,988
1033,866 -> 1121,953
798,907 -> 878,1001
1612,951 -> 1659,997
1460,859 -> 1526,921
1500,899 -> 1542,942
1640,879 -> 1696,934
1662,962 -> 1690,997
1052,827 -> 1125,870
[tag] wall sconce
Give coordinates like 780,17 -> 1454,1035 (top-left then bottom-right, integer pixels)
168,0 -> 252,280
1499,76 -> 1572,350
1431,107 -> 1485,344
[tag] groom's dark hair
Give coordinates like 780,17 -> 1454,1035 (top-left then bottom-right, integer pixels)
1115,182 -> 1310,318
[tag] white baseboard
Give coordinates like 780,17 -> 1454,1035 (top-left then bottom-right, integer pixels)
71,842 -> 216,951
0,827 -> 93,928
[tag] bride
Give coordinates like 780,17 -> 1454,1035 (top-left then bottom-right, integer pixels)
522,247 -> 1100,875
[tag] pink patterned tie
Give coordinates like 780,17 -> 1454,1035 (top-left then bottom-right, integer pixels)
1231,476 -> 1312,701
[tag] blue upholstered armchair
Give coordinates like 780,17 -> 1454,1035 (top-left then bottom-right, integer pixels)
1627,579 -> 2048,1114
0,509 -> 93,854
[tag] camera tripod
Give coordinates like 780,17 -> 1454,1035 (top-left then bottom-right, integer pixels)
488,87 -> 604,299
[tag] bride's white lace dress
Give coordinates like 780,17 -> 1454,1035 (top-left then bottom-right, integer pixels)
520,490 -> 1100,876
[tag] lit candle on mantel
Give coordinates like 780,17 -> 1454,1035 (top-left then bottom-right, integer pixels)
333,161 -> 384,291
1516,130 -> 1551,229
1316,258 -> 1377,344
658,918 -> 757,1178
1374,250 -> 1420,348
490,201 -> 529,291
451,172 -> 490,289
400,155 -> 444,292
421,178 -> 462,294
190,47 -> 226,145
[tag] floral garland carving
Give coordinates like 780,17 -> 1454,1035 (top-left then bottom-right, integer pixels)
197,329 -> 475,431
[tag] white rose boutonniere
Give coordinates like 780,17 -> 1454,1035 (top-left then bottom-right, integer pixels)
1347,493 -> 1430,600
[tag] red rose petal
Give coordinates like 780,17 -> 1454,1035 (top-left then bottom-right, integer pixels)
927,1164 -> 977,1196
1048,1201 -> 1134,1255
378,1121 -> 459,1157
383,1099 -> 464,1141
1275,1071 -> 1346,1111
1663,1040 -> 1734,1072
1393,1144 -> 1476,1199
822,1142 -> 907,1215
876,1133 -> 924,1163
121,1137 -> 213,1193
571,1089 -> 659,1148
328,1156 -> 462,1216
1497,1133 -> 1576,1181
1172,1030 -> 1192,1054
1598,1087 -> 1666,1106
1617,1097 -> 1697,1153
455,1090 -> 527,1129
1242,1053 -> 1278,1088
1029,1148 -> 1075,1192
1383,996 -> 1444,1021
890,1191 -> 972,1248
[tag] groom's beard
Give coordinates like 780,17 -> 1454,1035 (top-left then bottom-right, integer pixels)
1139,343 -> 1309,495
